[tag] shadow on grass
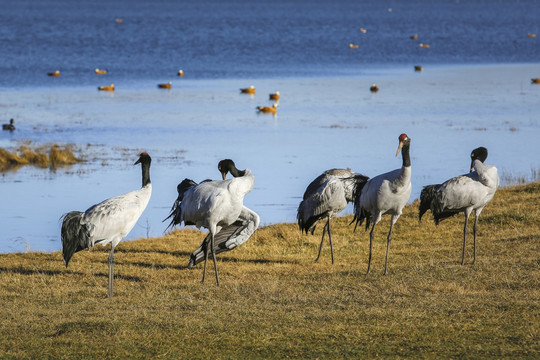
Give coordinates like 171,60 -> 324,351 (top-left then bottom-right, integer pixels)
0,266 -> 82,276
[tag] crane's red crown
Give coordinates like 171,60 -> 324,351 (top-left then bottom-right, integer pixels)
398,133 -> 408,142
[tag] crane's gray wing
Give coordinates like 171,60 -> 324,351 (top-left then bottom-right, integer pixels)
188,206 -> 260,268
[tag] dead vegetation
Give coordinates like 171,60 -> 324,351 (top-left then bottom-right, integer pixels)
0,143 -> 81,171
0,182 -> 538,359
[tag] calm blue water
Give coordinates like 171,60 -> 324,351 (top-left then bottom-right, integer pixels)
1,0 -> 539,88
1,0 -> 539,253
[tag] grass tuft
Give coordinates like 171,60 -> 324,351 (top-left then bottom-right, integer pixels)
0,182 -> 539,358
0,143 -> 82,171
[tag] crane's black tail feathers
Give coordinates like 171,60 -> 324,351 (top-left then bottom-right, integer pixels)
350,174 -> 371,232
60,211 -> 91,267
419,185 -> 438,221
297,202 -> 321,235
419,184 -> 460,225
163,178 -> 198,231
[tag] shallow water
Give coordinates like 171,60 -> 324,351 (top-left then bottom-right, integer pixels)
1,63 -> 539,253
1,0 -> 540,252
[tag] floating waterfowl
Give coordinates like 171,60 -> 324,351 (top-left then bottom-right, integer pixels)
269,91 -> 280,101
47,70 -> 60,77
370,84 -> 379,93
177,69 -> 185,76
410,34 -> 418,40
349,43 -> 359,49
419,43 -> 430,48
531,78 -> 540,84
98,84 -> 115,91
257,103 -> 278,115
360,28 -> 367,33
240,85 -> 256,94
158,82 -> 172,89
2,119 -> 15,131
94,68 -> 107,75
414,65 -> 423,72
528,33 -> 537,38
115,18 -> 123,23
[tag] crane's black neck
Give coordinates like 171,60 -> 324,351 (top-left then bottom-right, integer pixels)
229,166 -> 246,178
401,140 -> 411,168
141,162 -> 151,187
136,154 -> 152,187
219,159 -> 246,178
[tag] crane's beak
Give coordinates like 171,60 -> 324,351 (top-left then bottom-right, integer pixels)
134,157 -> 141,165
395,141 -> 404,157
470,160 -> 475,173
221,171 -> 227,180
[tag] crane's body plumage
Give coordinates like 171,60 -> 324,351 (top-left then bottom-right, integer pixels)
298,169 -> 369,263
165,160 -> 259,284
61,153 -> 152,297
354,134 -> 412,275
419,147 -> 498,264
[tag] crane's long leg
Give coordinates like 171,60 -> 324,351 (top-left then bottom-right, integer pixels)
211,232 -> 220,286
366,222 -> 376,275
107,246 -> 115,298
327,216 -> 334,264
384,218 -> 396,275
314,220 -> 328,263
202,237 -> 209,283
472,212 -> 478,265
461,213 -> 469,265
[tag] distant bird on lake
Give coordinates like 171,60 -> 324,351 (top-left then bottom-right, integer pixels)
349,43 -> 359,49
419,43 -> 430,48
98,84 -> 115,91
360,28 -> 367,33
370,84 -> 379,93
528,33 -> 537,38
48,70 -> 60,77
94,68 -> 107,75
419,147 -> 499,265
269,91 -> 280,101
164,159 -> 259,285
240,85 -> 256,94
158,82 -> 172,89
414,65 -> 423,72
298,169 -> 369,263
61,153 -> 152,297
257,103 -> 278,115
177,70 -> 185,76
410,34 -> 418,40
2,119 -> 15,131
531,78 -> 540,84
353,134 -> 412,275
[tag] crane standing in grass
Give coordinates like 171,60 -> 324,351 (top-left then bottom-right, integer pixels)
298,169 -> 369,263
60,153 -> 152,297
419,147 -> 498,264
164,159 -> 259,285
353,134 -> 412,275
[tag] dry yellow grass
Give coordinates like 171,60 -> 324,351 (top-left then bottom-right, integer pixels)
0,143 -> 81,171
0,183 -> 538,359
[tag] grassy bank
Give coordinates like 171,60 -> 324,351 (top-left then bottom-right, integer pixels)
0,183 -> 538,359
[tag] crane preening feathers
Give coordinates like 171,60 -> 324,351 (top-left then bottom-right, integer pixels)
353,134 -> 412,275
419,147 -> 499,265
60,153 -> 152,297
297,169 -> 369,263
164,159 -> 259,285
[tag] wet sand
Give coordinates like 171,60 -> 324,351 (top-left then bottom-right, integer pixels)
1,63 -> 539,252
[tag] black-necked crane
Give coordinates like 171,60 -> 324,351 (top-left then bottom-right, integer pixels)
164,159 -> 259,285
60,152 -> 152,297
419,147 -> 499,265
353,134 -> 412,275
297,169 -> 369,263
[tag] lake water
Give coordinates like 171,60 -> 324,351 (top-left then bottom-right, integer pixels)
1,0 -> 539,253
